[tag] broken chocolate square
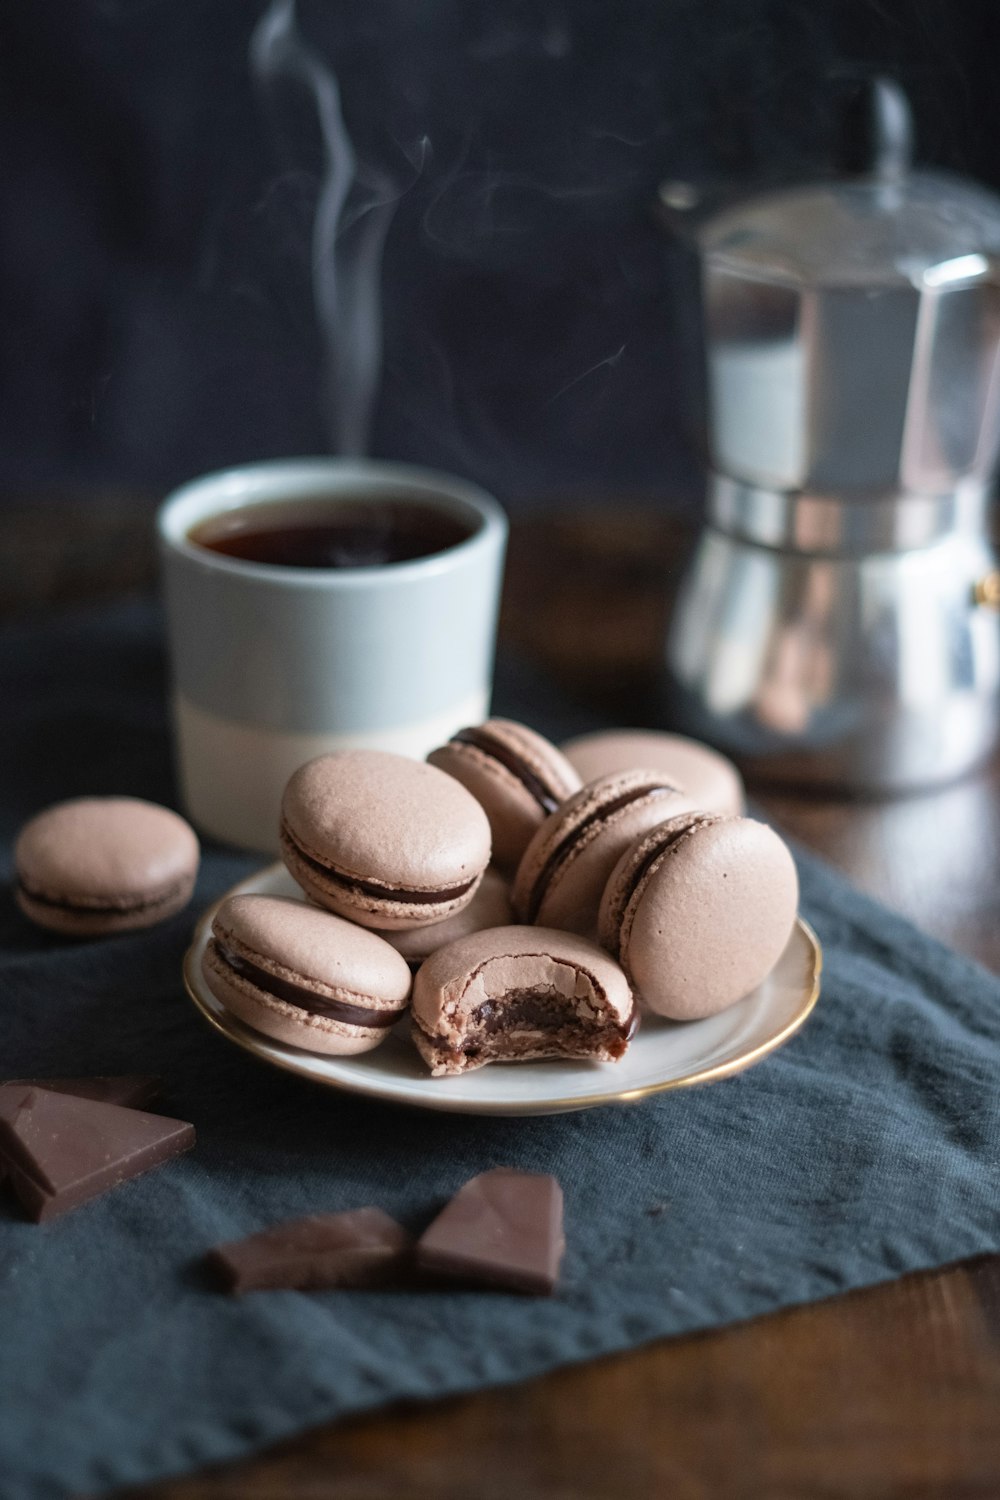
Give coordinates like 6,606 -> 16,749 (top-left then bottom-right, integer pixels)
0,1085 -> 194,1222
0,1077 -> 162,1185
209,1207 -> 412,1293
416,1168 -> 565,1294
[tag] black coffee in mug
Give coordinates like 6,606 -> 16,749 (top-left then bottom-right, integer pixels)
188,497 -> 476,568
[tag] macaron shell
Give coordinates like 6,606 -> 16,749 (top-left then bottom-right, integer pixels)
14,797 -> 199,935
512,773 -> 693,938
428,720 -> 581,872
375,868 -> 513,965
281,750 -> 491,928
202,945 -> 393,1056
411,925 -> 634,1039
608,816 -> 799,1021
562,730 -> 745,817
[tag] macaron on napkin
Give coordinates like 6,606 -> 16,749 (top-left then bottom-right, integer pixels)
3,600 -> 1000,1500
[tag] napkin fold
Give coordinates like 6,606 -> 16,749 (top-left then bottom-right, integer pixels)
1,601 -> 998,1500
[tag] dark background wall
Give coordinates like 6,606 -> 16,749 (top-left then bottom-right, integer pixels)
2,0 -> 999,508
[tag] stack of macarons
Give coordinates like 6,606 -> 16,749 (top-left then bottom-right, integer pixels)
201,720 -> 800,1079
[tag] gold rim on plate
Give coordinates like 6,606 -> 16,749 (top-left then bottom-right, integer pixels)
182,864 -> 823,1115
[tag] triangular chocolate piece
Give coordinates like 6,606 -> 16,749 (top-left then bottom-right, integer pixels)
416,1168 -> 565,1295
210,1208 -> 413,1293
0,1086 -> 194,1222
0,1079 -> 161,1183
3,1076 -> 161,1108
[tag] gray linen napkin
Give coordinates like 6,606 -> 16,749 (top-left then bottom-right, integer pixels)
0,601 -> 998,1500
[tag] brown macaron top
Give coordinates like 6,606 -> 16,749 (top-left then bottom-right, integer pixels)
599,812 -> 799,1021
281,750 -> 491,927
428,718 -> 581,872
562,729 -> 745,818
14,797 -> 200,932
210,894 -> 412,1019
512,770 -> 694,937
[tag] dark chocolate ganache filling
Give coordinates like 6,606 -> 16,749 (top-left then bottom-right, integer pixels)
280,823 -> 477,905
450,727 -> 562,815
16,877 -> 186,917
525,782 -> 679,921
419,988 -> 637,1052
213,939 -> 404,1027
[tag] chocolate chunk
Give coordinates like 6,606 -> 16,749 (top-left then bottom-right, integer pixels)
0,1078 -> 161,1183
0,1086 -> 195,1222
416,1168 -> 565,1295
2,1075 -> 162,1108
209,1208 -> 412,1293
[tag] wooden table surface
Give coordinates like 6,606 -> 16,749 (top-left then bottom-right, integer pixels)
9,496 -> 1000,1499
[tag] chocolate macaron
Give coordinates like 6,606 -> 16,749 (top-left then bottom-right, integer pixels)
428,719 -> 581,872
562,729 -> 745,817
203,894 -> 412,1055
281,750 -> 491,930
14,797 -> 199,936
512,771 -> 693,937
599,812 -> 799,1020
411,926 -> 635,1075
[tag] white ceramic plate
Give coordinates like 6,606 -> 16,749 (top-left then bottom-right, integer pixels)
183,864 -> 822,1116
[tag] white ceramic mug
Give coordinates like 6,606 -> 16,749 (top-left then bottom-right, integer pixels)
158,458 -> 508,851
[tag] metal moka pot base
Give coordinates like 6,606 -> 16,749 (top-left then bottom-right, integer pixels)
665,514 -> 1000,793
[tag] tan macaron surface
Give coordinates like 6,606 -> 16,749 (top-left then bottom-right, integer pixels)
15,796 -> 200,936
599,813 -> 799,1021
281,750 -> 492,930
562,730 -> 745,817
203,894 -> 412,1056
411,925 -> 635,1075
428,718 -> 581,872
512,771 -> 694,937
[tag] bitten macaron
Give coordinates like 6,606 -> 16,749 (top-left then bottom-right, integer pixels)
203,894 -> 412,1055
411,925 -> 636,1075
599,812 -> 799,1020
14,797 -> 200,936
562,729 -> 745,817
281,750 -> 491,930
428,719 -> 581,872
512,771 -> 693,937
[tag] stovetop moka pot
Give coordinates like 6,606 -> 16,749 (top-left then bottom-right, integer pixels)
662,80 -> 1000,790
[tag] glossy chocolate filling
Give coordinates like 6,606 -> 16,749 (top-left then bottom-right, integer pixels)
450,727 -> 562,815
15,877 -> 185,917
525,782 -> 678,922
213,940 -> 403,1028
281,824 -> 477,905
419,988 -> 637,1057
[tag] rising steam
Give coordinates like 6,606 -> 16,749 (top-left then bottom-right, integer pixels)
250,0 -> 396,454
